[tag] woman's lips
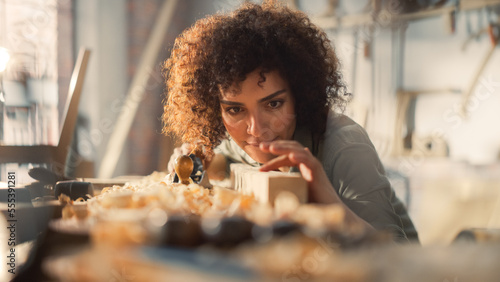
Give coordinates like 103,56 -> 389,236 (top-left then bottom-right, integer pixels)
246,137 -> 277,147
246,142 -> 260,147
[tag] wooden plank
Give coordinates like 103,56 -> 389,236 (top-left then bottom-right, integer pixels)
0,145 -> 56,164
460,0 -> 500,10
230,163 -> 307,205
55,48 -> 91,171
76,178 -> 132,192
98,0 -> 179,178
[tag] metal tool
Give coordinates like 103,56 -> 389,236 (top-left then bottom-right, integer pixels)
173,153 -> 212,188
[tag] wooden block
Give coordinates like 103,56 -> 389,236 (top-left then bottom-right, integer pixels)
230,163 -> 307,205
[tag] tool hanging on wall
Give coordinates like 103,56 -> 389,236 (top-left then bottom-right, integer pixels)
347,27 -> 369,128
393,88 -> 458,156
465,10 -> 472,37
362,0 -> 380,60
392,22 -> 416,156
322,0 -> 339,17
443,7 -> 457,34
366,3 -> 378,130
392,27 -> 409,150
352,29 -> 359,95
370,31 -> 376,130
460,16 -> 499,117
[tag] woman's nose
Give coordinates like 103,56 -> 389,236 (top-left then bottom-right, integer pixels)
247,113 -> 268,138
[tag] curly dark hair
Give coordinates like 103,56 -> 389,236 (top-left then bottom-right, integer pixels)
162,1 -> 347,155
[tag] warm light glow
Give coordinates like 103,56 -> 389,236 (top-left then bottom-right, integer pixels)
0,47 -> 10,72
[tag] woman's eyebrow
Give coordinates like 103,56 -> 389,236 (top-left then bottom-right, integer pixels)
257,89 -> 287,103
220,89 -> 287,105
220,100 -> 243,106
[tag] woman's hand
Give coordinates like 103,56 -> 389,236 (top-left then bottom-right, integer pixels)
258,140 -> 339,204
259,140 -> 374,231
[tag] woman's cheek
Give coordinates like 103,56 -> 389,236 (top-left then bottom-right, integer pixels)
223,117 -> 245,137
270,110 -> 295,135
269,115 -> 286,133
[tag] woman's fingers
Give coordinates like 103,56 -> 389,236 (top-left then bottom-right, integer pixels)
180,143 -> 193,155
259,154 -> 293,171
259,140 -> 318,174
260,141 -> 336,203
260,140 -> 304,155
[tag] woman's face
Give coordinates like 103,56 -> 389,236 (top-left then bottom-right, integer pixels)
220,69 -> 296,164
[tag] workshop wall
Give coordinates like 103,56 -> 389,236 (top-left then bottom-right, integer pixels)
301,0 -> 500,166
407,14 -> 500,165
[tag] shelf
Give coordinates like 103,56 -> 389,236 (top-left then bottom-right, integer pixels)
312,0 -> 500,30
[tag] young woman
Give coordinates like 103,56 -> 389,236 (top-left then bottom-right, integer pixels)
163,2 -> 418,243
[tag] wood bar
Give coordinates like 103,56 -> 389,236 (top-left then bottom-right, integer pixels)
230,163 -> 307,205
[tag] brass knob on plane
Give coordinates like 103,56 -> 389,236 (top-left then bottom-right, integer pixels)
174,155 -> 194,185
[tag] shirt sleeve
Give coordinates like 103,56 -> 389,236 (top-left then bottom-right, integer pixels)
323,126 -> 410,242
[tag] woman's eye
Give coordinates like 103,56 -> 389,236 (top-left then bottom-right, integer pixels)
268,100 -> 283,109
226,107 -> 242,114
